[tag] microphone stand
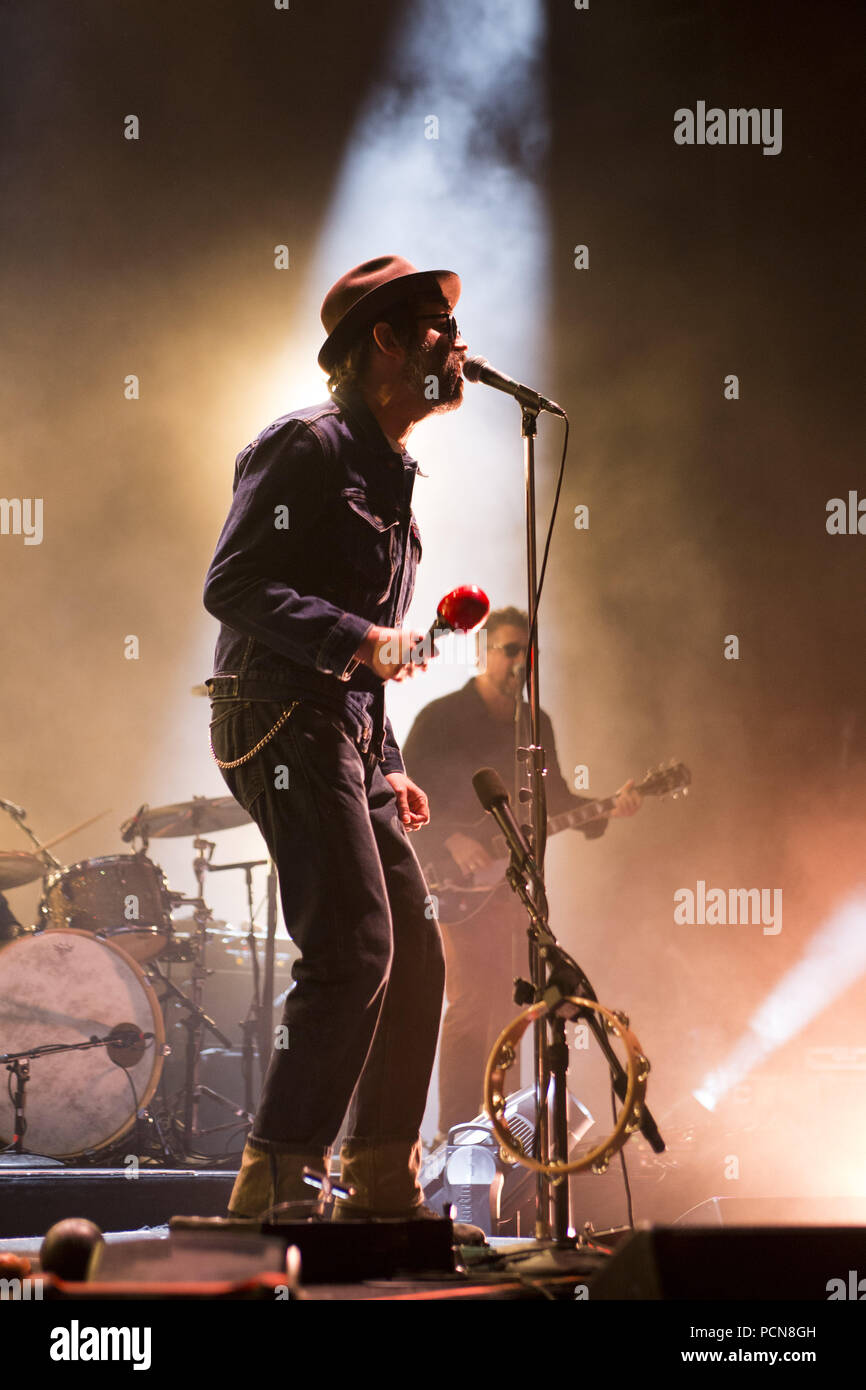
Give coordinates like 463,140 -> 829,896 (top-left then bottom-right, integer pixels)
0,801 -> 63,873
518,403 -> 561,1239
263,859 -> 278,1075
475,776 -> 666,1231
513,404 -> 666,1242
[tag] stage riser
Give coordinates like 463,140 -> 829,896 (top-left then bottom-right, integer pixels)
0,1168 -> 234,1239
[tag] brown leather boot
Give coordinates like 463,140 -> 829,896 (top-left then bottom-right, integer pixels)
333,1137 -> 486,1244
333,1136 -> 424,1217
228,1137 -> 329,1220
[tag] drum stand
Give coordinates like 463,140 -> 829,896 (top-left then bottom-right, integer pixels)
1,1057 -> 29,1154
153,837 -> 254,1160
205,855 -> 270,1118
148,951 -> 242,1153
0,800 -> 63,875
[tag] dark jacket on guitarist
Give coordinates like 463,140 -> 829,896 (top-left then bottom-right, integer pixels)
403,677 -> 606,875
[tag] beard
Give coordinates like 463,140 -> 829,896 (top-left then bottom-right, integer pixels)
495,668 -> 523,698
403,339 -> 464,414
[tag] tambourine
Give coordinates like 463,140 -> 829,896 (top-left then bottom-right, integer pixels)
483,998 -> 649,1178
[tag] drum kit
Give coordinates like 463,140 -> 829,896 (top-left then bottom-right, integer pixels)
0,793 -> 286,1168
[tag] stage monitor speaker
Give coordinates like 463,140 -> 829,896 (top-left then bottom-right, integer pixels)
589,1225 -> 866,1300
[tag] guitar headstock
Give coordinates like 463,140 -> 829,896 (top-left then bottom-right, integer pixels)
636,760 -> 691,800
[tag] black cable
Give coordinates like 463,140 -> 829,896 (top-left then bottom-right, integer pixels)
611,1082 -> 635,1229
122,1048 -> 142,1159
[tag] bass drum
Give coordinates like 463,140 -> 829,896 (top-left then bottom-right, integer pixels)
0,928 -> 164,1159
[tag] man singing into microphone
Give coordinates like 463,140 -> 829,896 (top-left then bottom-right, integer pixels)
203,255 -> 468,1221
402,607 -> 641,1142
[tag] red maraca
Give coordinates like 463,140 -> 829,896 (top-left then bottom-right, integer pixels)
410,585 -> 490,663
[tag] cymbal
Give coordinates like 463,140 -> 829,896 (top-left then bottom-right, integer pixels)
0,851 -> 45,890
121,796 -> 252,840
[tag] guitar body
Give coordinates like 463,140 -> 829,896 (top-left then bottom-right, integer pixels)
421,761 -> 690,926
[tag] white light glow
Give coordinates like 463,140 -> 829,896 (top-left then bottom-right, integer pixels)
693,890 -> 866,1111
302,0 -> 551,740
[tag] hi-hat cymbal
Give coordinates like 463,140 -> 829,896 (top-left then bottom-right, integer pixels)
0,851 -> 46,890
120,796 -> 252,840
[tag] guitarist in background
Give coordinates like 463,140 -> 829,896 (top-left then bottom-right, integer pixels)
402,606 -> 642,1142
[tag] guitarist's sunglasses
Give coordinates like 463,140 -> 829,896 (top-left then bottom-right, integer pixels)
490,642 -> 524,659
416,312 -> 459,342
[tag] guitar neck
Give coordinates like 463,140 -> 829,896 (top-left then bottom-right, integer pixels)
489,795 -> 616,859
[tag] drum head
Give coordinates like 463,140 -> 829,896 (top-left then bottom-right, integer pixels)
0,929 -> 164,1159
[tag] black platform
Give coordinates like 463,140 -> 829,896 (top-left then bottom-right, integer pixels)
0,1165 -> 235,1237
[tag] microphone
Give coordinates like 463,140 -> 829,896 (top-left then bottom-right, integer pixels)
462,355 -> 566,418
0,798 -> 26,818
120,804 -> 147,844
472,768 -> 536,876
105,1023 -> 150,1069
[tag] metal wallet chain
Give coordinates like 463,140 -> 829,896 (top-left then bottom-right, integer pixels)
209,701 -> 299,770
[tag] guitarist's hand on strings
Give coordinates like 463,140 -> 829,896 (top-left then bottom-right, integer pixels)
610,778 -> 642,818
443,832 -> 492,878
385,774 -> 430,831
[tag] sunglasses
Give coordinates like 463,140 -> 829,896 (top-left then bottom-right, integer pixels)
490,642 -> 525,660
416,313 -> 459,342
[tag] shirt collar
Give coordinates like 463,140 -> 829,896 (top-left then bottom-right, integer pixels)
331,388 -> 418,471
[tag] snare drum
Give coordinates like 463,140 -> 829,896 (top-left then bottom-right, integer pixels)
0,928 -> 165,1159
39,853 -> 173,962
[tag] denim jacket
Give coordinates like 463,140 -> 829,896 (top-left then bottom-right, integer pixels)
202,389 -> 421,774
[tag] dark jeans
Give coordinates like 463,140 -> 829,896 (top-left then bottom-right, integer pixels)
438,892 -> 527,1137
209,698 -> 445,1153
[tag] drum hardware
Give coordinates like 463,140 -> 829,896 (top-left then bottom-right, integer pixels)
179,1048 -> 259,1159
3,1057 -> 28,1155
146,951 -> 236,1154
159,934 -> 198,964
0,929 -> 165,1161
0,787 -> 272,1166
206,856 -> 270,1116
0,802 -> 113,888
0,797 -> 60,876
1,1025 -> 158,1156
148,838 -> 255,1160
111,795 -> 273,1160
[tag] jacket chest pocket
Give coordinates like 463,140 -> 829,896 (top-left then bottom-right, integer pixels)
340,487 -> 401,604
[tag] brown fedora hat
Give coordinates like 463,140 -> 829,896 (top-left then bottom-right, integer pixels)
318,254 -> 461,371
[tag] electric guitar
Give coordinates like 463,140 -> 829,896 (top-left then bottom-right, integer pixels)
421,760 -> 691,925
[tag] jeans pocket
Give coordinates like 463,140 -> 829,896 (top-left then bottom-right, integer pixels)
209,701 -> 279,814
208,700 -> 248,733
